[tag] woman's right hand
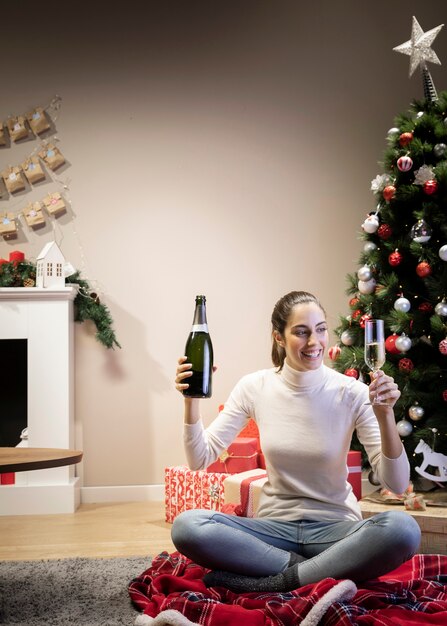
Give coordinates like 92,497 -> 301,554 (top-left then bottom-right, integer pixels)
175,356 -> 192,395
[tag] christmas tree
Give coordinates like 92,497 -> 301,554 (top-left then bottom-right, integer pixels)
331,17 -> 447,486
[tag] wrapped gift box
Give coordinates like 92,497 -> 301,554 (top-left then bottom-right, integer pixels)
223,469 -> 268,518
165,465 -> 231,523
207,436 -> 259,473
347,450 -> 362,500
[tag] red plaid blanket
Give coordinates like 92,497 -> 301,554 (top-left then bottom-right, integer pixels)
129,552 -> 447,625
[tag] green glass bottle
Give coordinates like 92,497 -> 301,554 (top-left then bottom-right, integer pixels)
183,295 -> 213,398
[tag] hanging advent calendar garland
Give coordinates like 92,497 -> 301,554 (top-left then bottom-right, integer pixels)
0,96 -> 120,350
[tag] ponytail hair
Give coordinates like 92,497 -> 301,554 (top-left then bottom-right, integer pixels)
271,291 -> 326,370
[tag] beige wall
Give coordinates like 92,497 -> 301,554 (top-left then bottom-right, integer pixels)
1,1 -> 446,487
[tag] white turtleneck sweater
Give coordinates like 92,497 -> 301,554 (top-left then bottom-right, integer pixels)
184,363 -> 410,522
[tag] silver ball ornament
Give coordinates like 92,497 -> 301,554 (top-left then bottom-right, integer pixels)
394,297 -> 411,313
416,111 -> 424,119
395,334 -> 412,353
364,241 -> 377,253
387,127 -> 400,136
439,244 -> 447,261
357,265 -> 373,281
435,301 -> 447,317
434,143 -> 447,158
341,330 -> 354,346
397,419 -> 413,437
409,405 -> 425,420
358,278 -> 376,295
362,215 -> 379,234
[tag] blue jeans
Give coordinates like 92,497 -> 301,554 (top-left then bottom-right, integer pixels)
171,509 -> 421,585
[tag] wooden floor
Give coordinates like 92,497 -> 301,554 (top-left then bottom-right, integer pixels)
0,501 -> 175,561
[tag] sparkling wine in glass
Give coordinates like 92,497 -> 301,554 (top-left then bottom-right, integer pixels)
364,319 -> 386,405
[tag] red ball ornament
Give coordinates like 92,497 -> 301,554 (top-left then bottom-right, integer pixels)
377,224 -> 393,240
439,339 -> 447,355
423,179 -> 438,195
359,313 -> 372,329
389,250 -> 403,266
383,185 -> 396,202
416,261 -> 432,278
349,297 -> 360,308
399,132 -> 413,147
344,368 -> 359,379
399,358 -> 414,372
385,334 -> 401,355
397,155 -> 413,172
419,302 -> 433,313
443,390 -> 447,402
328,345 -> 341,361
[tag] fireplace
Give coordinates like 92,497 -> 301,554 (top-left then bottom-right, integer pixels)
0,286 -> 79,515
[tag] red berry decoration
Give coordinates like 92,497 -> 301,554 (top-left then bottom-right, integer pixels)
439,339 -> 447,355
383,185 -> 396,201
416,261 -> 432,277
399,131 -> 413,146
349,297 -> 360,308
385,334 -> 401,355
328,345 -> 341,361
419,302 -> 433,313
377,224 -> 393,240
344,368 -> 359,379
397,155 -> 413,171
389,250 -> 403,266
352,309 -> 362,320
399,358 -> 414,372
423,179 -> 438,195
359,314 -> 372,329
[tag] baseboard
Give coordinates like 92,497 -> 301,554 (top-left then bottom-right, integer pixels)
81,484 -> 165,504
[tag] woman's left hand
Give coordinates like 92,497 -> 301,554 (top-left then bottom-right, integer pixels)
369,370 -> 400,408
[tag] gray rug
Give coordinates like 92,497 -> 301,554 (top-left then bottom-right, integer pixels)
0,555 -> 151,625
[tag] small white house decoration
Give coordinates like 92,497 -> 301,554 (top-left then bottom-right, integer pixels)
36,241 -> 66,288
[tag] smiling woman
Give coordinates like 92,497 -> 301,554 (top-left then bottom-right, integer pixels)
172,289 -> 421,593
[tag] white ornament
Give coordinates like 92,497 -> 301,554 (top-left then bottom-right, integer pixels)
387,127 -> 400,137
393,16 -> 444,77
341,330 -> 354,346
362,215 -> 379,234
394,297 -> 411,313
409,405 -> 425,420
397,419 -> 413,437
415,439 -> 447,482
414,164 -> 435,185
435,301 -> 447,317
439,244 -> 447,261
370,174 -> 391,193
357,265 -> 373,281
358,278 -> 376,295
395,334 -> 412,353
364,241 -> 377,253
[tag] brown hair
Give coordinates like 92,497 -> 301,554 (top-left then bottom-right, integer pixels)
271,291 -> 326,370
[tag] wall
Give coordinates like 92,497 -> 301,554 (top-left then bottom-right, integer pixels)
1,1 -> 446,490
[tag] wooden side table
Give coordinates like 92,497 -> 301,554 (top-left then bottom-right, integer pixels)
0,447 -> 83,473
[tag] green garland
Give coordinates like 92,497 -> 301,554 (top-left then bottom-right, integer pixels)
0,260 -> 120,349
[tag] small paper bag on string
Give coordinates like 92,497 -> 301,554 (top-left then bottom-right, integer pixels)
26,107 -> 50,135
0,124 -> 7,146
38,143 -> 65,171
1,166 -> 26,194
22,156 -> 46,184
43,191 -> 66,216
7,116 -> 28,142
23,202 -> 45,228
0,213 -> 17,237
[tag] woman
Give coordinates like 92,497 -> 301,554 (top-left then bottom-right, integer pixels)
172,291 -> 421,592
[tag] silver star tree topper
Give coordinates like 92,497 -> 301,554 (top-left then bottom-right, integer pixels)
393,16 -> 444,101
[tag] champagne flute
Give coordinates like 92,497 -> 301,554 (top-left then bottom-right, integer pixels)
364,319 -> 386,405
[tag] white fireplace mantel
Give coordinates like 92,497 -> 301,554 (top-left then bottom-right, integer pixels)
0,286 -> 79,515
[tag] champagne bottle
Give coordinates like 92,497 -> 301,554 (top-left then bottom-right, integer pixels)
183,295 -> 213,398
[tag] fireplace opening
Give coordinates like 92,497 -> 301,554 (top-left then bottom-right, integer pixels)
0,339 -> 27,447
